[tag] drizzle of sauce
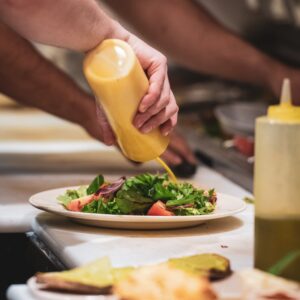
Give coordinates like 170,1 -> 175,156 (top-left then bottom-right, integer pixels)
156,157 -> 177,183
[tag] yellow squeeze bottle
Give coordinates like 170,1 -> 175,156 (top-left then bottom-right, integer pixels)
254,78 -> 300,280
83,39 -> 169,163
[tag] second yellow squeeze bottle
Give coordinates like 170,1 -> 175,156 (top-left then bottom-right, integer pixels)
83,39 -> 169,162
254,78 -> 300,280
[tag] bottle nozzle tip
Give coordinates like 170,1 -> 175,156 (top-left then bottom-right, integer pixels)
280,78 -> 291,105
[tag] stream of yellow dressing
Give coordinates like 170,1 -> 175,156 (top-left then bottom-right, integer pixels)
156,157 -> 177,183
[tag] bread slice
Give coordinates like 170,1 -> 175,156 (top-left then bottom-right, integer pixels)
36,257 -> 113,294
239,269 -> 300,299
114,264 -> 216,300
168,253 -> 231,280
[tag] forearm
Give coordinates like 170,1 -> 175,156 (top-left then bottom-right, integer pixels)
0,1 -> 178,135
0,22 -> 93,128
105,0 -> 287,90
0,0 -> 129,51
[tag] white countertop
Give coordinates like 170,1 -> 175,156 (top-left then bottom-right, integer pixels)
33,203 -> 253,269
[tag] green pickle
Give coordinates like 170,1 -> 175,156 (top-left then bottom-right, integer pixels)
255,217 -> 300,281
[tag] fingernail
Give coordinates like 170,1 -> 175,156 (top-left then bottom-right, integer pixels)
163,129 -> 170,136
134,120 -> 142,129
141,126 -> 152,133
139,106 -> 146,113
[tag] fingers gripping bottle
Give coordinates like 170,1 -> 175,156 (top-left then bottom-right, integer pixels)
83,39 -> 169,162
254,79 -> 300,281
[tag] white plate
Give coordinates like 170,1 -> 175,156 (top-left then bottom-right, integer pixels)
29,186 -> 246,230
27,277 -> 116,300
27,275 -> 243,300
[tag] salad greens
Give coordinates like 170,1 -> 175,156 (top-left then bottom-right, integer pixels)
87,175 -> 104,195
57,186 -> 87,206
57,173 -> 217,216
82,197 -> 121,214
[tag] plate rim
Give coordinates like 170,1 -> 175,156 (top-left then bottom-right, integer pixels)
29,186 -> 246,223
27,276 -> 113,300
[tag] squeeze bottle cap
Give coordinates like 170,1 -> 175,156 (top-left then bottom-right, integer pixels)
268,78 -> 300,122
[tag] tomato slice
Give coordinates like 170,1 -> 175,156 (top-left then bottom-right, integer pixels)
233,135 -> 254,157
66,195 -> 95,212
147,201 -> 174,216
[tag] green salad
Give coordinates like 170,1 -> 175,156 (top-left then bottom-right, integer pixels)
57,173 -> 217,216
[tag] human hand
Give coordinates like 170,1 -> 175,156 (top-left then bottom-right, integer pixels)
85,20 -> 179,143
126,34 -> 178,136
160,131 -> 197,166
85,27 -> 178,142
82,99 -> 116,146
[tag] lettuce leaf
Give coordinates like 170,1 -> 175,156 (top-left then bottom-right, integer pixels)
87,175 -> 104,195
121,173 -> 167,197
82,198 -> 121,214
57,186 -> 88,206
115,190 -> 154,214
57,175 -> 104,207
173,202 -> 215,216
114,173 -> 170,214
